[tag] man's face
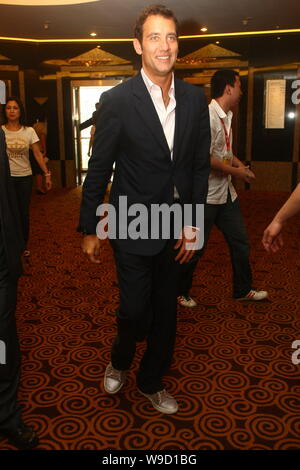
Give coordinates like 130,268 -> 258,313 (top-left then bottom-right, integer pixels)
133,14 -> 178,81
228,76 -> 242,107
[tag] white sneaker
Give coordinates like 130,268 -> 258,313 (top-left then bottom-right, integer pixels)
177,295 -> 197,308
138,389 -> 178,414
104,362 -> 127,394
237,289 -> 268,301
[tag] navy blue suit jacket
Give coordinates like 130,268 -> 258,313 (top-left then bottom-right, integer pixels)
79,73 -> 211,255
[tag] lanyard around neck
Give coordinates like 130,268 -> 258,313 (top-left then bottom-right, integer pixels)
219,117 -> 232,152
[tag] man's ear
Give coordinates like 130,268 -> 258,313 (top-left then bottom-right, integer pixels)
225,84 -> 232,95
133,38 -> 142,55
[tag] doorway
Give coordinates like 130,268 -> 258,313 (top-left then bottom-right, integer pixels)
72,79 -> 122,185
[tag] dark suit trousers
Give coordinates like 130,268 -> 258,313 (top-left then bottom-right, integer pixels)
0,227 -> 22,431
111,238 -> 181,394
179,193 -> 252,299
10,175 -> 33,247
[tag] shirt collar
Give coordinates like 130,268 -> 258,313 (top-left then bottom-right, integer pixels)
141,68 -> 175,99
210,98 -> 233,120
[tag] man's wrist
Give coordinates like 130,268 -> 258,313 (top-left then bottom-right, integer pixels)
82,231 -> 96,236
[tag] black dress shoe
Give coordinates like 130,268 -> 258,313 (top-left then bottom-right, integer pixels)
1,422 -> 39,450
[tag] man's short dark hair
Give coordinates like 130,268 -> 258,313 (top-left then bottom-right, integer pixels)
211,70 -> 240,99
134,4 -> 179,43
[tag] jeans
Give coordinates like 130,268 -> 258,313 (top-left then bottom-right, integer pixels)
10,175 -> 33,247
179,193 -> 252,299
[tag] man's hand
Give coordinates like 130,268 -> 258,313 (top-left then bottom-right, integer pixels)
235,166 -> 255,183
174,226 -> 200,264
262,220 -> 284,253
81,234 -> 101,263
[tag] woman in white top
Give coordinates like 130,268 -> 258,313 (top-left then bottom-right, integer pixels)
2,96 -> 52,256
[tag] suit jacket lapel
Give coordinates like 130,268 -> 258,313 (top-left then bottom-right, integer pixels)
173,78 -> 188,162
132,73 -> 171,157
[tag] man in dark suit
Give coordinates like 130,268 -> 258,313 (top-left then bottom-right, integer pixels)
0,126 -> 39,449
78,4 -> 210,414
79,102 -> 100,131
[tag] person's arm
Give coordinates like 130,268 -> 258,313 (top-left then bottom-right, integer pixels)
262,183 -> 300,252
211,155 -> 255,182
79,92 -> 120,264
39,133 -> 47,158
87,137 -> 93,157
79,117 -> 93,131
87,126 -> 95,157
31,142 -> 52,190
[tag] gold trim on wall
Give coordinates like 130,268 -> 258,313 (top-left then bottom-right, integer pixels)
61,65 -> 133,72
40,68 -> 134,81
1,28 -> 300,44
0,65 -> 19,71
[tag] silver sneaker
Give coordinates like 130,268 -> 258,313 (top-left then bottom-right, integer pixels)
237,289 -> 268,301
104,362 -> 127,394
139,389 -> 178,414
177,295 -> 197,308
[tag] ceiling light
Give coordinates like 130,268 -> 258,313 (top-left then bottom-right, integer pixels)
201,27 -> 208,32
90,32 -> 97,37
288,112 -> 295,119
242,17 -> 253,26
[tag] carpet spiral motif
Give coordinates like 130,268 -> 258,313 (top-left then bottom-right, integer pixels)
0,189 -> 300,450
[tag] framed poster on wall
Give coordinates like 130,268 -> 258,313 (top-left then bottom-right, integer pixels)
265,79 -> 286,129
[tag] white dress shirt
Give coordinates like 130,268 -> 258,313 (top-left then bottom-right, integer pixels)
141,69 -> 198,242
141,68 -> 180,201
207,99 -> 237,205
141,68 -> 176,159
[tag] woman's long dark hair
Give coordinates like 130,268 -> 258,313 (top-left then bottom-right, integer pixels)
3,96 -> 27,126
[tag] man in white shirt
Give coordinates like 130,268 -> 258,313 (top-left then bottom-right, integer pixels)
178,69 -> 268,307
78,5 -> 210,414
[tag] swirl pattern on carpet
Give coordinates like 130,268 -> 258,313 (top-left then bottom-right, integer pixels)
1,189 -> 300,450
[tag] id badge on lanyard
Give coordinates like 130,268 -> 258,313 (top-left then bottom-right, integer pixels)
220,118 -> 232,165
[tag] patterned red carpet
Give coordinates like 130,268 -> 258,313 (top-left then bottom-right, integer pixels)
1,188 -> 300,450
